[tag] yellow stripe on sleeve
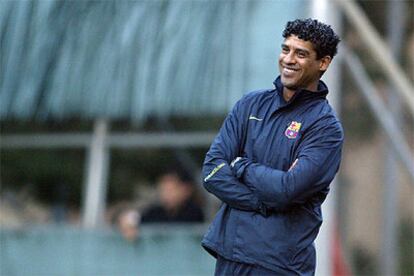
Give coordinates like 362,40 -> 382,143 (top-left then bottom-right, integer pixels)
204,163 -> 226,182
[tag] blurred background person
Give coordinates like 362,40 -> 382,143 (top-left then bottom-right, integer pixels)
141,168 -> 205,224
110,167 -> 205,242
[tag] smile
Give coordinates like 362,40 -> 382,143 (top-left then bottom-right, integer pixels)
283,67 -> 299,73
282,67 -> 300,77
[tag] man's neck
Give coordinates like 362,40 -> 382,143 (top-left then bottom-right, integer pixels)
282,88 -> 296,102
282,82 -> 319,102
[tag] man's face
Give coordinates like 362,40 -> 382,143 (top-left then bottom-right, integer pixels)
278,35 -> 331,92
158,174 -> 191,210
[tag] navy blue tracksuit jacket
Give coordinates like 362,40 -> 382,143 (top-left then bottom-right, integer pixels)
202,76 -> 344,275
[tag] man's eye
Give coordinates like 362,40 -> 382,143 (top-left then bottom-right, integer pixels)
297,52 -> 306,58
282,48 -> 289,53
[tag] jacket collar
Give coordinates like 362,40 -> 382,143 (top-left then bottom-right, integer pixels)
272,76 -> 329,111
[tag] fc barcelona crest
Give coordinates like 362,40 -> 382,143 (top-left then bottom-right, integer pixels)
285,121 -> 302,139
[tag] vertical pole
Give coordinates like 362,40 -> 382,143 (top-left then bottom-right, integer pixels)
311,1 -> 342,275
382,0 -> 404,274
82,119 -> 110,228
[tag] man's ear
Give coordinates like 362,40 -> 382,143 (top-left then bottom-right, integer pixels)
319,55 -> 332,71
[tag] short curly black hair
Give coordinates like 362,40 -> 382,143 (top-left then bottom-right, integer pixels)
282,18 -> 340,59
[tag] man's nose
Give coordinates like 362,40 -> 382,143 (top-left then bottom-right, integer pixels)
283,52 -> 296,64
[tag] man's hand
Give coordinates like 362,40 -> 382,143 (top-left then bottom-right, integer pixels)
230,157 -> 243,168
230,157 -> 252,179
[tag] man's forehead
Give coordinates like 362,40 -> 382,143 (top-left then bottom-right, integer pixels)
282,35 -> 316,52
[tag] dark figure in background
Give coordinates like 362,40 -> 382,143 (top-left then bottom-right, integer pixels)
201,19 -> 343,275
141,169 -> 204,224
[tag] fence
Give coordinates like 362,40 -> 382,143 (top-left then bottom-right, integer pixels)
0,224 -> 215,276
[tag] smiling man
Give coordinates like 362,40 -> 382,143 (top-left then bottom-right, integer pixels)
201,19 -> 343,275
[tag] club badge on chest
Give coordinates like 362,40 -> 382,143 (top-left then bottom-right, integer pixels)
285,121 -> 302,139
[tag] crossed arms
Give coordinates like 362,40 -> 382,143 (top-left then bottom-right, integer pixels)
202,99 -> 344,214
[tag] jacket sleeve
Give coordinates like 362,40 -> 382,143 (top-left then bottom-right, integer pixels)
232,116 -> 344,210
202,98 -> 268,214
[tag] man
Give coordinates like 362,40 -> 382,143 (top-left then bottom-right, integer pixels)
201,18 -> 343,275
141,169 -> 204,223
113,169 -> 204,242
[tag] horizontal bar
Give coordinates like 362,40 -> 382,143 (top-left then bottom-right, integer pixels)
0,132 -> 217,149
